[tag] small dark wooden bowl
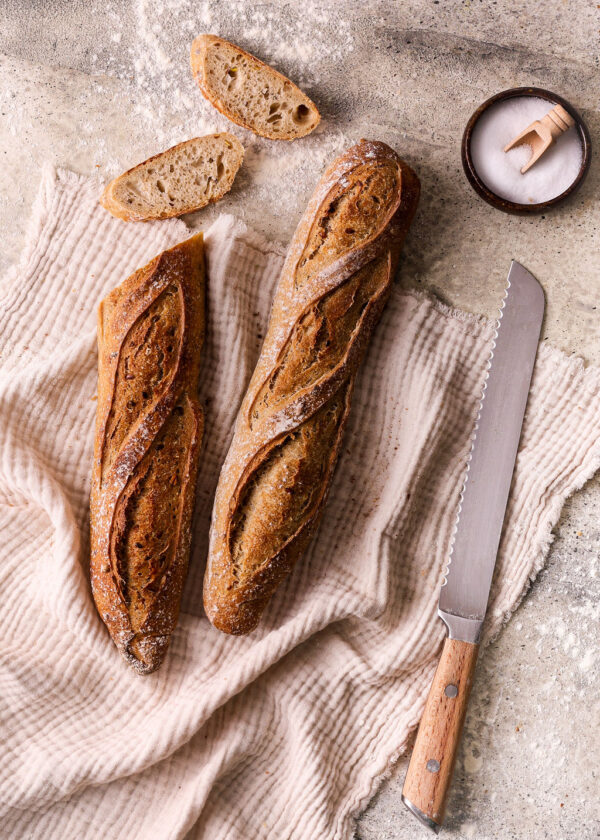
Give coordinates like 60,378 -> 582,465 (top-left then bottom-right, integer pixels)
462,87 -> 591,215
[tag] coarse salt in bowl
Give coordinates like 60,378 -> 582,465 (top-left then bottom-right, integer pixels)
462,88 -> 591,214
471,97 -> 582,203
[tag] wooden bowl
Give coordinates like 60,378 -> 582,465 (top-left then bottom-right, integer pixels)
462,87 -> 591,215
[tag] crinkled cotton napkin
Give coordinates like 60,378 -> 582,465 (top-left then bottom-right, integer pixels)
1,168 -> 599,839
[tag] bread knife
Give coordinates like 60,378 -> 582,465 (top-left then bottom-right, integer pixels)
402,261 -> 545,833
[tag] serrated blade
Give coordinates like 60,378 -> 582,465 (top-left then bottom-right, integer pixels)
439,261 -> 544,643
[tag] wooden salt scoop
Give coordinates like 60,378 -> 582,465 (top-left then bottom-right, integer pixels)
504,103 -> 575,173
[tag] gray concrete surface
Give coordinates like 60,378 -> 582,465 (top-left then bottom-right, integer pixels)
1,2 -> 598,837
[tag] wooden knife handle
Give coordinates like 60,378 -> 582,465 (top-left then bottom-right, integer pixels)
402,637 -> 479,832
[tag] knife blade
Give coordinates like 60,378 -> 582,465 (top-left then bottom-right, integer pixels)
402,261 -> 545,833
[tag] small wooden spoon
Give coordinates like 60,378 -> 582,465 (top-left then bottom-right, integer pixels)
504,103 -> 575,173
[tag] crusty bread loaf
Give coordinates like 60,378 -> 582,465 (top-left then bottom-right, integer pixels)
100,134 -> 244,222
190,34 -> 320,140
90,234 -> 205,673
204,140 -> 420,635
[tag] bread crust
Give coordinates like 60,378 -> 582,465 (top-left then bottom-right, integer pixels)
99,134 -> 244,222
90,234 -> 205,673
204,140 -> 420,635
190,34 -> 320,140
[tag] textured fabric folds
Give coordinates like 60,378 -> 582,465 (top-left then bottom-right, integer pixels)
1,168 -> 599,840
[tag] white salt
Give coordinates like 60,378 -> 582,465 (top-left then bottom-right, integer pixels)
470,97 -> 583,204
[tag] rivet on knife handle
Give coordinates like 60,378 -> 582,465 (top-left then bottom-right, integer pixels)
402,638 -> 478,831
402,262 -> 545,833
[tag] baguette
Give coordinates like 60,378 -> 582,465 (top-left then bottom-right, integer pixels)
100,134 -> 244,222
190,34 -> 320,140
204,140 -> 420,634
90,234 -> 205,673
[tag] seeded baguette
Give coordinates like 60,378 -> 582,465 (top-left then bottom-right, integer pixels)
90,234 -> 205,673
100,134 -> 244,222
204,140 -> 420,635
190,34 -> 320,140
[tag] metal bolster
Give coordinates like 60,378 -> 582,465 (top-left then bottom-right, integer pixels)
438,609 -> 483,644
402,795 -> 441,834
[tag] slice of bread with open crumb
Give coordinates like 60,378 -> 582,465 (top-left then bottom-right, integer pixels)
100,134 -> 244,222
190,35 -> 320,141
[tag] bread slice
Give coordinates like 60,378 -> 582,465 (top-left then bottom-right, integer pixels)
190,34 -> 320,141
100,134 -> 244,222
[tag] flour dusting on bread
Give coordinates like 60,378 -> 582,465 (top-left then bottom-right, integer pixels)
90,235 -> 205,673
203,140 -> 420,635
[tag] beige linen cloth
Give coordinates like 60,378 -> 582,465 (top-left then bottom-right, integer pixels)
1,167 -> 599,840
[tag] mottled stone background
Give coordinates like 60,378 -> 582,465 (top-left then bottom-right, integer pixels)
1,2 -> 598,837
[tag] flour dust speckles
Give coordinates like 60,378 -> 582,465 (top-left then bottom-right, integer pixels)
89,1 -> 355,241
130,0 -> 353,147
578,648 -> 595,673
135,0 -> 354,85
241,130 -> 351,189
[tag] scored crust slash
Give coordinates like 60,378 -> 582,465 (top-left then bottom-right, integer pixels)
89,234 -> 205,674
90,140 -> 419,670
203,139 -> 420,635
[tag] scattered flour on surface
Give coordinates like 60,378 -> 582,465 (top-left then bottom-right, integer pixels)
578,648 -> 595,672
88,0 -> 356,219
130,0 -> 354,148
243,131 -> 351,187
